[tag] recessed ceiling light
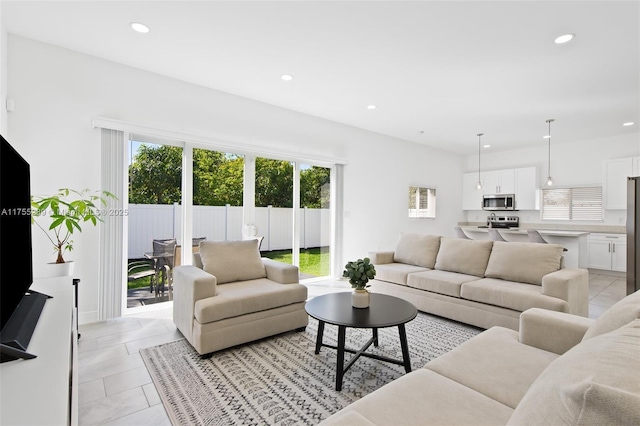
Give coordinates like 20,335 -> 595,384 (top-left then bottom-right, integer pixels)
543,135 -> 551,139
281,74 -> 293,81
554,33 -> 574,44
130,22 -> 150,33
367,105 -> 377,110
623,122 -> 635,126
483,144 -> 491,148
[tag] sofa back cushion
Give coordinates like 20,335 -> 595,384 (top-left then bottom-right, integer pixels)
199,240 -> 267,284
484,241 -> 563,285
507,320 -> 640,425
434,238 -> 493,277
582,289 -> 640,340
393,233 -> 441,268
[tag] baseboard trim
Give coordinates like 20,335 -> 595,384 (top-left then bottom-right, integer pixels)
78,310 -> 99,326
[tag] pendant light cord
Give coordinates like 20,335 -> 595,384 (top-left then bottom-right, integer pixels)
547,120 -> 551,179
477,133 -> 483,188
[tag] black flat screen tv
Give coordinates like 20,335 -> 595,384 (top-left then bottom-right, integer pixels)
0,134 -> 46,362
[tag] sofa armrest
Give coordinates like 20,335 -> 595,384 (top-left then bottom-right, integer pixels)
173,265 -> 217,342
519,308 -> 594,355
368,251 -> 395,265
262,258 -> 299,284
541,268 -> 589,316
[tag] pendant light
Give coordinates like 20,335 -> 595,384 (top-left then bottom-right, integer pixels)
476,133 -> 484,189
545,119 -> 554,186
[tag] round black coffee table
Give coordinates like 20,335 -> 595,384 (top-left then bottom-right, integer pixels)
305,292 -> 418,391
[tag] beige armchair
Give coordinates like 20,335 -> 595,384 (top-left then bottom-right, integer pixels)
172,239 -> 308,356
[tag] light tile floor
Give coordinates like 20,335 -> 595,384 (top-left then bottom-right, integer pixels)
77,273 -> 626,425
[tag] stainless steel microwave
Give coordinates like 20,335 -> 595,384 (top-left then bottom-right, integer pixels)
482,194 -> 516,211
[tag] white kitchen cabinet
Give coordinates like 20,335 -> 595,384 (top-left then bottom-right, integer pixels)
604,157 -> 633,209
611,241 -> 627,272
515,167 -> 537,210
482,169 -> 515,194
462,172 -> 484,210
588,233 -> 626,271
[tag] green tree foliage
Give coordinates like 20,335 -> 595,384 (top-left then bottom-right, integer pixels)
192,149 -> 244,206
255,158 -> 293,207
129,144 -> 330,208
301,166 -> 330,208
129,145 -> 182,204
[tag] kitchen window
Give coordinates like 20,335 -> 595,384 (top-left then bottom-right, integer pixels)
541,186 -> 603,221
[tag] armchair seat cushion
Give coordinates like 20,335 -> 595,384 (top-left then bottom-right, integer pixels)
194,278 -> 307,323
461,278 -> 570,313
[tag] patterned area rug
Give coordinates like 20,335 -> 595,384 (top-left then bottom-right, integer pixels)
141,313 -> 482,425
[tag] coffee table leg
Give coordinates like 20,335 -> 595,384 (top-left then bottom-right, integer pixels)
373,328 -> 379,347
315,321 -> 325,354
398,324 -> 412,373
336,325 -> 346,391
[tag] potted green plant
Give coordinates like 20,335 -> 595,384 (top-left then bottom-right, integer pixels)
343,257 -> 376,308
31,188 -> 116,276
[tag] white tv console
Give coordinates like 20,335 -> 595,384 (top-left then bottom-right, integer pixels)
0,276 -> 78,425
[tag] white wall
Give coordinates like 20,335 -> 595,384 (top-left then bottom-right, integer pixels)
0,4 -> 7,134
6,35 -> 464,324
463,133 -> 640,226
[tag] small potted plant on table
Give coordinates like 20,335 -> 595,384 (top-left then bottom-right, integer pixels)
343,257 -> 376,308
31,188 -> 116,277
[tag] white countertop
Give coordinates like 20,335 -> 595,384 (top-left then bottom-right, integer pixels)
460,226 -> 590,237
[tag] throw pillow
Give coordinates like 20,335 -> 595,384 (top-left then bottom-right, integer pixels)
507,320 -> 640,425
484,241 -> 563,285
393,233 -> 441,268
199,240 -> 266,284
434,238 -> 493,277
582,289 -> 640,340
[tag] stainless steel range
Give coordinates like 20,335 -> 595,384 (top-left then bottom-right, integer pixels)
478,214 -> 519,229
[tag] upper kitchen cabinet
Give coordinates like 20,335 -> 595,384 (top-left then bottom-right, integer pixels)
462,172 -> 483,210
482,169 -> 515,194
462,167 -> 538,210
515,167 -> 537,210
604,157 -> 637,209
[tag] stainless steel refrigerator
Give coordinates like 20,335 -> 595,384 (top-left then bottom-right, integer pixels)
628,177 -> 640,295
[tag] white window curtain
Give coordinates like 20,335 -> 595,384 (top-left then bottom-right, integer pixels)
99,128 -> 126,320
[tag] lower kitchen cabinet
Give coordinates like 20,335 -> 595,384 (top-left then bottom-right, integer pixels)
588,233 -> 626,272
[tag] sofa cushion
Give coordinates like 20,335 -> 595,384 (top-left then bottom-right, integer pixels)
484,241 -> 563,285
194,278 -> 307,323
461,278 -> 570,313
393,233 -> 441,268
199,240 -> 266,284
373,263 -> 429,286
424,326 -> 559,409
434,238 -> 493,277
318,369 -> 514,426
507,320 -> 640,425
406,270 -> 481,298
583,289 -> 640,340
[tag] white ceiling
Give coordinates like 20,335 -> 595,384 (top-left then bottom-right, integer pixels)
3,1 -> 639,155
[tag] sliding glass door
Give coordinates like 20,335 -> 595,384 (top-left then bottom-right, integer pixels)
123,140 -> 334,313
299,164 -> 331,279
126,139 -> 183,311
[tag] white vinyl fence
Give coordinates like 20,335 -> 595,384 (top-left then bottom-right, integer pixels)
127,203 -> 331,259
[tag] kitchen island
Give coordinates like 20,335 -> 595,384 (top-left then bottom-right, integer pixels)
459,227 -> 590,268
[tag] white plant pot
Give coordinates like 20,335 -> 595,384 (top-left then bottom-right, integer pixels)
352,289 -> 370,309
44,261 -> 75,278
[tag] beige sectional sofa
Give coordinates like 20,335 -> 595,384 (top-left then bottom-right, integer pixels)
320,289 -> 640,425
368,233 -> 589,330
173,239 -> 308,356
